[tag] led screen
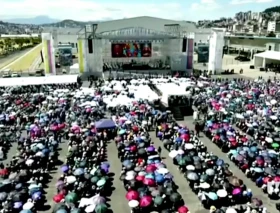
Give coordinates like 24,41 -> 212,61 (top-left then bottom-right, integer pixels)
111,42 -> 152,58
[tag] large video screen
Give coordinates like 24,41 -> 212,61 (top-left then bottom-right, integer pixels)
111,42 -> 152,58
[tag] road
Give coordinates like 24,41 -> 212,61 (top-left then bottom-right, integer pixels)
0,48 -> 34,69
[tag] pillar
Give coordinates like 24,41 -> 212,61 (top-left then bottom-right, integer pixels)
208,28 -> 225,74
262,57 -> 266,68
77,38 -> 87,74
41,33 -> 56,75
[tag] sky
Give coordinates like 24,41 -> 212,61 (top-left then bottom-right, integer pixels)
0,0 -> 279,21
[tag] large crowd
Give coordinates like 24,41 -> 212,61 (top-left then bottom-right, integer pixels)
0,75 -> 278,213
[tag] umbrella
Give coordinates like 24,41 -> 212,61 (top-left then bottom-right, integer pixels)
22,202 -> 34,210
74,168 -> 84,176
157,168 -> 169,175
97,179 -> 106,187
91,195 -> 106,205
0,168 -> 8,176
169,193 -> 182,203
151,190 -> 161,197
217,189 -> 227,198
228,176 -> 243,187
128,200 -> 139,208
95,204 -> 108,213
143,178 -> 155,186
66,176 -> 77,184
13,202 -> 23,209
232,188 -> 242,195
0,192 -> 7,201
226,208 -> 237,213
61,165 -> 69,173
251,197 -> 263,209
206,169 -> 215,176
65,193 -> 78,203
178,206 -> 189,213
152,195 -> 163,206
53,194 -> 65,203
95,119 -> 116,129
169,150 -> 178,158
186,165 -> 195,171
272,143 -> 279,149
126,191 -> 139,201
206,192 -> 218,200
140,196 -> 153,207
186,172 -> 199,181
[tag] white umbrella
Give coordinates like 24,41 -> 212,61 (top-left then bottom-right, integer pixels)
79,198 -> 90,208
184,144 -> 194,150
23,202 -> 34,210
125,175 -> 134,181
126,171 -> 136,177
186,165 -> 195,171
270,115 -> 277,120
226,208 -> 237,213
138,171 -> 146,176
169,150 -> 178,158
265,137 -> 273,143
85,204 -> 96,213
217,189 -> 227,198
157,168 -> 169,175
199,182 -> 210,189
128,200 -> 139,208
66,175 -> 77,184
25,159 -> 34,166
177,149 -> 184,155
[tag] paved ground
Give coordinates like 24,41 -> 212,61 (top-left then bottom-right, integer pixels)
183,116 -> 278,213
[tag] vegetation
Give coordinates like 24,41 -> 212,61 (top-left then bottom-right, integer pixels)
3,44 -> 42,71
0,37 -> 42,56
263,6 -> 280,14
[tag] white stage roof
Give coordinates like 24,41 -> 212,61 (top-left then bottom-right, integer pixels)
254,51 -> 280,60
0,75 -> 78,87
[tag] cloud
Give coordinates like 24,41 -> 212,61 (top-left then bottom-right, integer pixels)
191,0 -> 220,11
0,0 -> 188,21
230,0 -> 274,4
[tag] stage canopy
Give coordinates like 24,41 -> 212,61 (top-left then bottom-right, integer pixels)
0,75 -> 78,87
254,51 -> 280,68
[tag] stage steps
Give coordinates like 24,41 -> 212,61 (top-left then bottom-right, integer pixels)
171,107 -> 184,121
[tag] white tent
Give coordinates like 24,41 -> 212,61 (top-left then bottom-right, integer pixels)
254,51 -> 280,68
69,63 -> 80,74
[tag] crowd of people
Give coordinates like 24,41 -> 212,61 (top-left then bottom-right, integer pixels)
0,74 -> 278,213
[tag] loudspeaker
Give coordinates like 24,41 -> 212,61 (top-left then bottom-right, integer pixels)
40,50 -> 44,62
88,39 -> 93,53
250,65 -> 255,69
182,38 -> 187,52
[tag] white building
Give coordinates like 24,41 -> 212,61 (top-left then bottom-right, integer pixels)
267,21 -> 280,32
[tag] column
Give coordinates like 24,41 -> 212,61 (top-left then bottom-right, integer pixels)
262,57 -> 266,68
208,28 -> 225,74
41,33 -> 56,75
77,38 -> 87,73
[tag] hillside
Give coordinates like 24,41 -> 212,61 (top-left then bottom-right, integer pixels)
264,6 -> 280,14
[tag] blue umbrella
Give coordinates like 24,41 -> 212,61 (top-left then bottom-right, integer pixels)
155,174 -> 164,183
118,129 -> 126,135
13,202 -> 23,209
56,209 -> 68,213
145,174 -> 155,179
254,167 -> 263,173
61,165 -> 69,173
216,159 -> 224,166
228,149 -> 238,156
20,210 -> 32,213
32,191 -> 41,200
206,192 -> 218,200
122,160 -> 131,166
250,146 -> 258,152
175,138 -> 182,143
147,159 -> 154,164
74,168 -> 84,176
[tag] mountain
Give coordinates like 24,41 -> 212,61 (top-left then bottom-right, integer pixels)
263,6 -> 280,14
3,16 -> 60,25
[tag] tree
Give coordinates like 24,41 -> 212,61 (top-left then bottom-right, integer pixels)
267,31 -> 276,37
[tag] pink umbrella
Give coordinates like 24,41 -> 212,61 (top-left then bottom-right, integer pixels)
143,178 -> 155,186
126,190 -> 139,201
232,188 -> 242,195
139,196 -> 153,207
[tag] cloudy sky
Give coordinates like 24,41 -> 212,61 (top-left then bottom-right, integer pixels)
0,0 -> 278,21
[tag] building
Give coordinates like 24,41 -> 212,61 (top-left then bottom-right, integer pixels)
42,16 -> 202,76
267,21 -> 280,32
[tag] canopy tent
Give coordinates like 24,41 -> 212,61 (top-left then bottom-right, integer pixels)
0,75 -> 78,87
254,51 -> 280,68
